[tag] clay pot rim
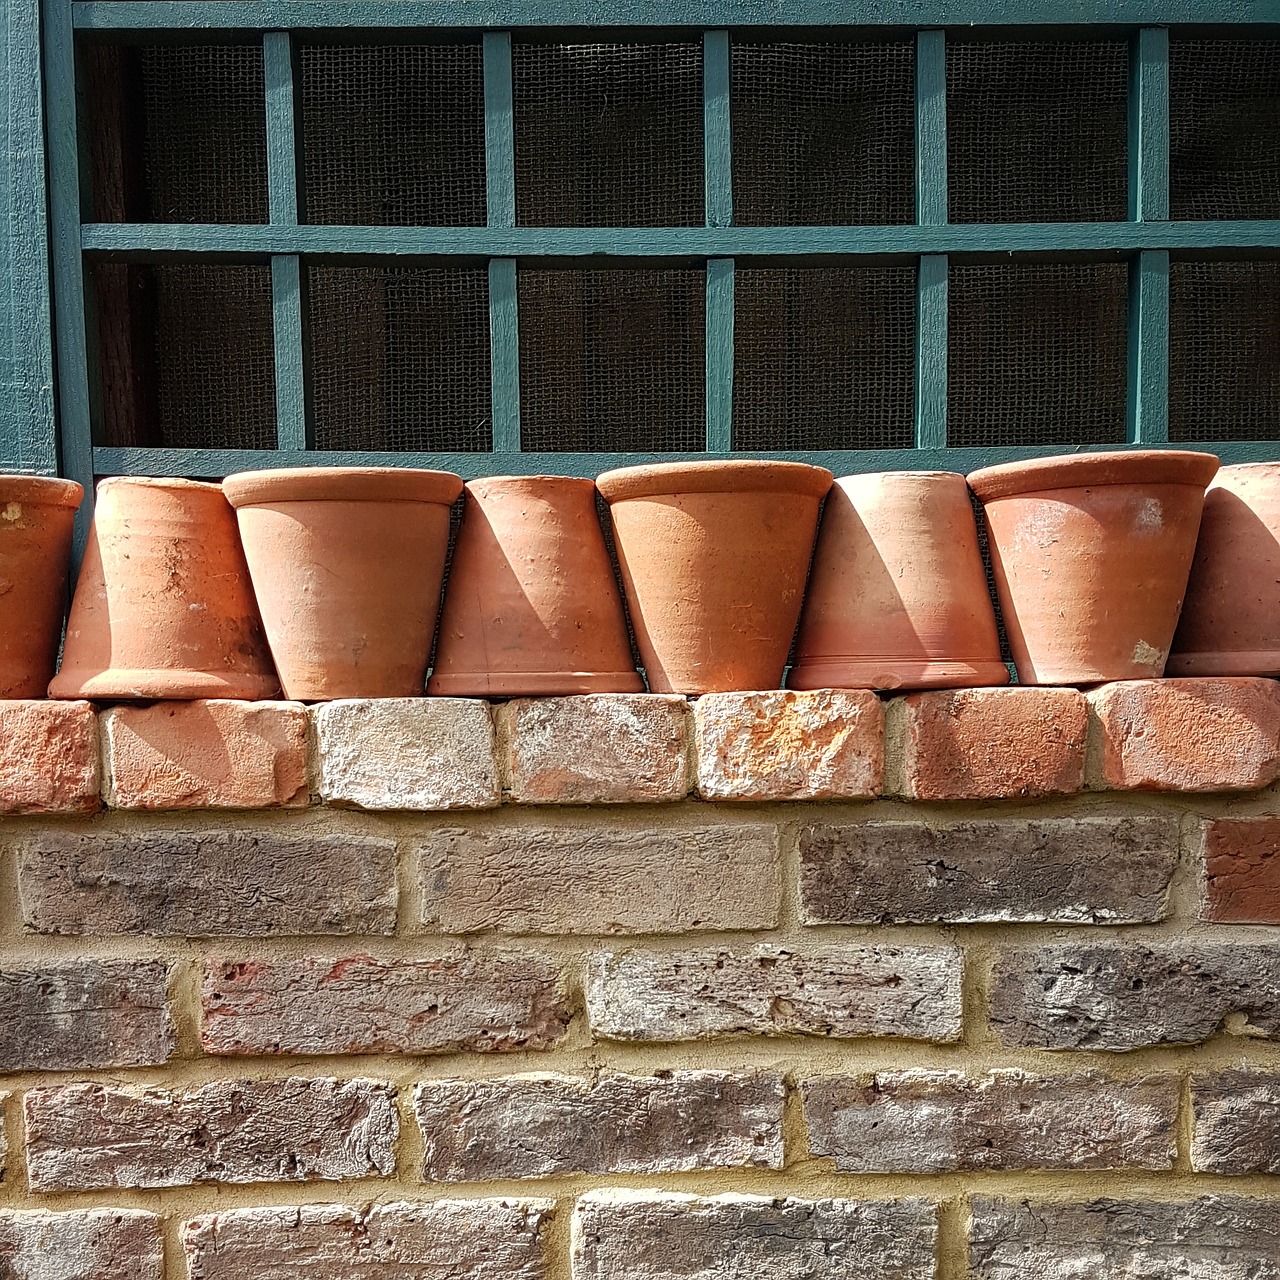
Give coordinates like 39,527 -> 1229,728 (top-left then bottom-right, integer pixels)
99,476 -> 223,495
0,475 -> 84,509
832,470 -> 966,487
465,475 -> 597,496
223,466 -> 464,508
967,450 -> 1220,502
597,459 -> 833,503
1208,461 -> 1280,487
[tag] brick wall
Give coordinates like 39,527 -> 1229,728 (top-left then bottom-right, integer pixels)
1,683 -> 1279,1277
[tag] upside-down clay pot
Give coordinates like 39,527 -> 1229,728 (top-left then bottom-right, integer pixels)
1169,463 -> 1280,676
428,475 -> 642,696
223,467 -> 463,700
789,471 -> 1007,691
0,476 -> 83,698
968,450 -> 1220,685
596,460 -> 833,694
50,477 -> 278,699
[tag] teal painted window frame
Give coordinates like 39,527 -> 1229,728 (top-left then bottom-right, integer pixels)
18,0 -> 1280,547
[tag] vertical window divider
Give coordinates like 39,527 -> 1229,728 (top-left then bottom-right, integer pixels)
914,29 -> 947,452
703,30 -> 733,453
484,30 -> 520,456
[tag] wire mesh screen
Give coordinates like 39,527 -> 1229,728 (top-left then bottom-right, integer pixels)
84,44 -> 268,223
518,270 -> 705,451
948,263 -> 1128,447
1170,40 -> 1280,221
513,43 -> 703,226
1170,261 -> 1280,442
94,264 -> 276,449
731,42 -> 915,226
947,41 -> 1128,223
300,43 -> 486,226
733,268 -> 916,450
308,267 -> 491,451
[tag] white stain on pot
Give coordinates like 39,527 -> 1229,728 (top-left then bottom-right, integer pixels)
1131,639 -> 1165,667
1133,497 -> 1164,534
2,502 -> 22,522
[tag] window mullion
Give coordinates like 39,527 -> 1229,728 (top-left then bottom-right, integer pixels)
703,30 -> 733,453
484,32 -> 519,454
915,30 -> 947,450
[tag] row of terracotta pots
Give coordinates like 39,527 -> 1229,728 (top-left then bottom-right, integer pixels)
0,450 -> 1274,701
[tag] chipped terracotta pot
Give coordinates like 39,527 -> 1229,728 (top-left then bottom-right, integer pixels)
50,477 -> 278,700
223,467 -> 462,700
0,475 -> 83,698
968,449 -> 1220,686
596,460 -> 833,694
1169,463 -> 1280,676
429,475 -> 642,696
789,471 -> 1007,691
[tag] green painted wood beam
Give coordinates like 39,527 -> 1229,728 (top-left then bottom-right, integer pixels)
488,258 -> 520,452
705,258 -> 734,451
914,255 -> 948,449
1129,26 -> 1170,222
1127,249 -> 1171,444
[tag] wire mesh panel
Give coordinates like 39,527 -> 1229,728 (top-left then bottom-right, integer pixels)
300,43 -> 486,226
731,42 -> 915,226
518,269 -> 705,451
948,263 -> 1128,447
513,43 -> 703,226
83,44 -> 268,224
308,267 -> 491,451
947,40 -> 1128,223
733,267 -> 915,450
1170,40 -> 1280,221
1170,261 -> 1280,442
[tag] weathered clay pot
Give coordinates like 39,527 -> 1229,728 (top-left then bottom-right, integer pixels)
0,476 -> 83,698
968,450 -> 1220,685
596,460 -> 833,694
429,475 -> 642,696
223,467 -> 462,700
789,471 -> 1007,691
50,477 -> 278,699
1169,463 -> 1280,676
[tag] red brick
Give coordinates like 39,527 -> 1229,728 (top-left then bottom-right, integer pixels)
103,700 -> 309,810
1088,678 -> 1280,792
1203,817 -> 1280,923
0,699 -> 99,814
900,687 -> 1086,801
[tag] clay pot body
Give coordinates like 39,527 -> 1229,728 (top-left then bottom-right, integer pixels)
789,471 -> 1007,691
968,450 -> 1220,685
1169,463 -> 1280,676
223,467 -> 462,700
50,477 -> 278,699
0,476 -> 83,697
429,476 -> 642,696
596,460 -> 833,694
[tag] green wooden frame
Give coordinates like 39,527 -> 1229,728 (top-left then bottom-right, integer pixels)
16,1 -> 1280,548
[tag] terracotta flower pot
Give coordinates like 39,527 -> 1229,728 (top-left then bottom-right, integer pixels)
968,450 -> 1220,685
50,477 -> 278,700
1169,463 -> 1280,676
223,467 -> 463,700
429,475 -> 642,696
596,460 -> 833,694
789,471 -> 1007,691
0,475 -> 83,698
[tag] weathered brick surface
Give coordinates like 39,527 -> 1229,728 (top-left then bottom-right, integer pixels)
202,951 -> 570,1055
803,1069 -> 1177,1172
1192,1070 -> 1280,1174
800,816 -> 1177,924
417,1071 -> 785,1181
420,824 -> 779,934
103,700 -> 309,809
20,830 -> 398,936
0,699 -> 100,814
0,1209 -> 163,1280
500,695 -> 690,803
312,698 -> 499,810
25,1078 -> 398,1191
969,1196 -> 1280,1280
0,960 -> 173,1071
1088,677 -> 1280,792
572,1192 -> 937,1280
991,942 -> 1280,1050
184,1201 -> 552,1280
1202,816 -> 1280,923
587,945 -> 962,1043
694,689 -> 883,801
900,686 -> 1087,800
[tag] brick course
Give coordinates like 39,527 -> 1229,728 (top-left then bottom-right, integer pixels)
1192,1070 -> 1280,1174
1202,815 -> 1280,923
0,1210 -> 163,1279
0,699 -> 100,814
